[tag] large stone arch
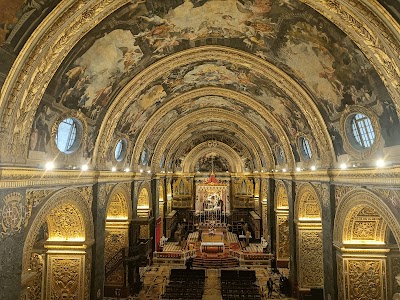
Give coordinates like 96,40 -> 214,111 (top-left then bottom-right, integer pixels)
183,141 -> 243,173
295,183 -> 324,291
334,188 -> 400,248
96,46 -> 333,169
21,187 -> 94,300
104,183 -> 131,294
334,188 -> 400,300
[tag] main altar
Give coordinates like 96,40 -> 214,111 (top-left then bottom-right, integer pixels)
195,172 -> 230,226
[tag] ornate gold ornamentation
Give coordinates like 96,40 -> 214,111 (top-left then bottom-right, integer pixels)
26,253 -> 44,300
78,186 -> 93,210
275,181 -> 289,209
337,255 -> 345,300
47,257 -> 84,299
106,192 -> 129,220
0,192 -> 23,237
276,214 -> 290,260
25,189 -> 54,227
295,183 -> 321,220
47,203 -> 85,241
298,230 -> 324,288
99,183 -> 114,209
140,224 -> 149,240
346,259 -> 385,300
22,188 -> 94,272
335,185 -> 355,208
334,188 -> 400,247
104,229 -> 128,285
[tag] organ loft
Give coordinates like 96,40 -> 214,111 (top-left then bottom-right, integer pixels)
0,0 -> 399,299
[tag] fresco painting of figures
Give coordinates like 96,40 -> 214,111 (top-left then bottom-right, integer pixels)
36,0 -> 400,162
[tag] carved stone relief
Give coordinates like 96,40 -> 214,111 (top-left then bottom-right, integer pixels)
46,256 -> 84,300
298,230 -> 324,288
276,214 -> 290,260
25,189 -> 54,227
345,259 -> 385,300
104,229 -> 128,285
335,185 -> 355,208
0,192 -> 24,238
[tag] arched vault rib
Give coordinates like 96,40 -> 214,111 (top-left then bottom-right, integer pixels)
183,141 -> 244,173
126,87 -> 295,171
165,127 -> 260,172
96,47 -> 334,168
148,108 -> 277,173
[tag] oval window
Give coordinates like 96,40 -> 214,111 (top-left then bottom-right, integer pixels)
350,113 -> 375,148
299,137 -> 312,159
55,118 -> 82,154
277,146 -> 285,165
115,139 -> 127,161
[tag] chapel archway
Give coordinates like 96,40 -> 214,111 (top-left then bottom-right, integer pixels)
104,185 -> 131,296
295,184 -> 323,294
275,181 -> 290,267
335,189 -> 400,300
21,188 -> 93,300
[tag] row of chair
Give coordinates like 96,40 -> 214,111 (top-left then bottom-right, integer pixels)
221,270 -> 261,300
161,269 -> 205,300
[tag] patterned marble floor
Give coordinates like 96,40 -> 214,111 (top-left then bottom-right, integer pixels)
104,266 -> 296,300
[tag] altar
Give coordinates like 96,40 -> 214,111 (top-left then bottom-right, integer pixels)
200,241 -> 225,253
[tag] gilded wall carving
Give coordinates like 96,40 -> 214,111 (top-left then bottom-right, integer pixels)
335,185 -> 355,208
25,189 -> 54,227
277,214 -> 290,260
78,186 -> 93,210
47,256 -> 84,300
0,192 -> 23,238
47,203 -> 85,241
25,253 -> 44,300
99,183 -> 114,209
104,229 -> 128,285
275,181 -> 288,209
106,193 -> 128,220
390,257 -> 400,297
298,230 -> 324,288
140,225 -> 149,240
346,259 -> 385,300
337,255 -> 345,300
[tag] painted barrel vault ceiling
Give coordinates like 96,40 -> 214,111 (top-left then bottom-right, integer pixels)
0,0 -> 399,173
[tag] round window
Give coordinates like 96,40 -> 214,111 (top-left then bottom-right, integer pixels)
350,113 -> 375,148
55,118 -> 82,154
115,139 -> 127,162
277,146 -> 285,165
299,137 -> 312,159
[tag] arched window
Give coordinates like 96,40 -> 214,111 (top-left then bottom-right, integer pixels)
115,139 -> 127,161
299,137 -> 312,159
351,113 -> 375,148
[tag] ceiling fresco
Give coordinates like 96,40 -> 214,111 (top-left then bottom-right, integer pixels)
17,0 -> 399,170
0,0 -> 56,49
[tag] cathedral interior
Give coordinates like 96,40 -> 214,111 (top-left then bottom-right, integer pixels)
0,0 -> 399,299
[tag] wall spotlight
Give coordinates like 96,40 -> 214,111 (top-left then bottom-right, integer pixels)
376,159 -> 385,168
81,164 -> 88,171
125,168 -> 130,172
310,165 -> 316,171
147,170 -> 151,174
140,169 -> 143,173
296,167 -> 301,172
282,168 -> 287,172
111,167 -> 117,172
340,163 -> 347,170
45,161 -> 54,170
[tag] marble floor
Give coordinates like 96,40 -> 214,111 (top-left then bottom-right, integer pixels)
104,265 -> 296,300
